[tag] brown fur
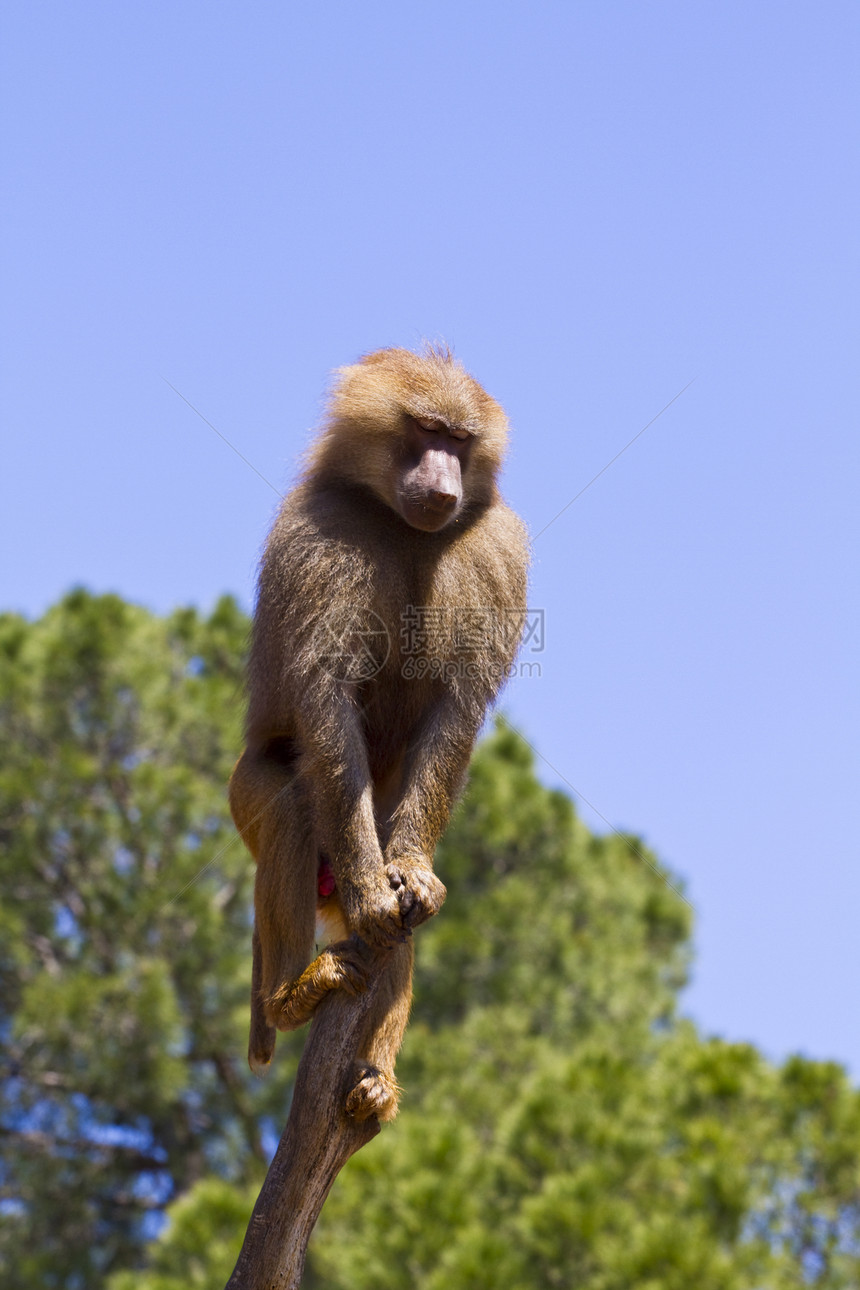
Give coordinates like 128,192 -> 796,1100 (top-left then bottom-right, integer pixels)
229,346 -> 529,1119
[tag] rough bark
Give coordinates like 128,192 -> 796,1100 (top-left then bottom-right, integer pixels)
225,941 -> 387,1290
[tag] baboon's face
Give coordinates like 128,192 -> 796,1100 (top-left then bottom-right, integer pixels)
393,413 -> 473,531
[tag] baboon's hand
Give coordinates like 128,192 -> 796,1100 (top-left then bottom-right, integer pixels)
386,859 -> 447,929
342,879 -> 411,948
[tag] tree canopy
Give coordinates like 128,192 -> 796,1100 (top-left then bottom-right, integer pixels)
1,591 -> 857,1288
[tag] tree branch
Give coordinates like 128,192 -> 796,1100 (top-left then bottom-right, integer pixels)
225,940 -> 389,1289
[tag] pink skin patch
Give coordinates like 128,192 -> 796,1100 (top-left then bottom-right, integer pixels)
317,857 -> 336,898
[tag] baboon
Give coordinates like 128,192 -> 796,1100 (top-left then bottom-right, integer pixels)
229,345 -> 529,1121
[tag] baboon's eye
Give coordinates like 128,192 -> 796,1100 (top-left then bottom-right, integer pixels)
415,415 -> 443,433
449,427 -> 470,442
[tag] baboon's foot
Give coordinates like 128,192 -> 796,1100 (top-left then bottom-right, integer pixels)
263,938 -> 371,1031
318,937 -> 372,995
345,1062 -> 400,1123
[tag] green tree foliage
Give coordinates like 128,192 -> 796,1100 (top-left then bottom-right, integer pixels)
0,591 -> 286,1287
310,727 -> 860,1290
1,594 -> 858,1288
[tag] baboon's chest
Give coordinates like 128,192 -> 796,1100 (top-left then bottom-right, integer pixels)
359,652 -> 440,766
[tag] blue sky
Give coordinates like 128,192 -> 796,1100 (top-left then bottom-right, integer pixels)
2,2 -> 858,1074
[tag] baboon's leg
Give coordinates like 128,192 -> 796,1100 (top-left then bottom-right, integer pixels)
346,938 -> 414,1123
230,750 -> 316,1071
231,749 -> 371,1072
